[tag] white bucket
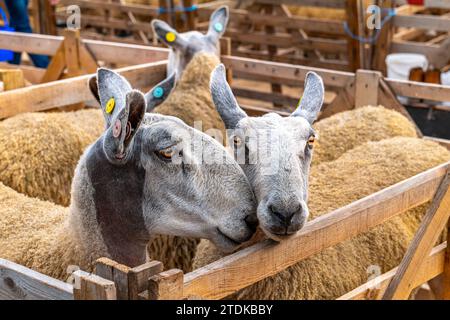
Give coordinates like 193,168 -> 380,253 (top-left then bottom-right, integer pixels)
385,53 -> 428,80
442,70 -> 450,86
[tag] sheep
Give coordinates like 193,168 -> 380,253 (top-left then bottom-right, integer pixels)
194,65 -> 450,299
313,105 -> 418,165
193,136 -> 450,299
0,5 -> 230,272
151,6 -> 229,80
0,68 -> 258,281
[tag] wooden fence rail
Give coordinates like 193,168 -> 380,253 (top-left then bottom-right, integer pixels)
182,162 -> 449,299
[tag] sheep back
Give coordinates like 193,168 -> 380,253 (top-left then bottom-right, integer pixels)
313,106 -> 417,165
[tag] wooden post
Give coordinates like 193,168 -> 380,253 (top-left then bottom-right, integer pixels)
73,270 -> 117,300
442,219 -> 450,299
263,4 -> 283,107
220,37 -> 233,85
184,0 -> 197,31
40,29 -> 98,111
346,0 -> 361,71
95,258 -> 164,300
148,269 -> 184,300
354,70 -> 381,108
0,69 -> 25,91
372,0 -> 393,74
382,170 -> 450,300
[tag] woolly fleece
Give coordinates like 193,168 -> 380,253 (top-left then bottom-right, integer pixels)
313,106 -> 417,165
0,109 -> 104,206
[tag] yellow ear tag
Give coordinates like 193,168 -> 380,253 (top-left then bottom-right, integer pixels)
106,98 -> 115,114
165,32 -> 176,43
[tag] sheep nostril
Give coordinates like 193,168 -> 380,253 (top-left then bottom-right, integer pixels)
244,215 -> 258,232
269,204 -> 301,226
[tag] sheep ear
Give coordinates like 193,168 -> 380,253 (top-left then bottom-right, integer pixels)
291,72 -> 324,124
95,68 -> 133,128
145,72 -> 177,112
103,90 -> 146,163
207,6 -> 229,44
88,76 -> 100,104
210,64 -> 247,129
151,19 -> 187,50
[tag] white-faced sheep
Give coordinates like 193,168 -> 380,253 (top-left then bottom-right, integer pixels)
0,69 -> 258,281
191,65 -> 450,299
193,137 -> 450,299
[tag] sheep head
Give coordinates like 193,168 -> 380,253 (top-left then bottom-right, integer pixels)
83,68 -> 257,265
210,64 -> 325,242
151,6 -> 229,79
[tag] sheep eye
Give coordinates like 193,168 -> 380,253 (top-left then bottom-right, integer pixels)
307,135 -> 315,149
157,147 -> 175,160
232,136 -> 242,148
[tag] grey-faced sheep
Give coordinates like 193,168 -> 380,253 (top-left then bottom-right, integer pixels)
0,6 -> 231,274
193,137 -> 450,299
0,68 -> 258,281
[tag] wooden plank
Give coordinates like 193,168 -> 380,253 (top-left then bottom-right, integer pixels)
183,162 -> 450,299
338,243 -> 447,300
385,78 -> 450,102
233,49 -> 352,72
73,270 -> 116,300
0,31 -> 169,65
55,13 -> 154,33
225,30 -> 348,53
240,103 -> 291,117
221,55 -> 354,89
393,14 -> 450,32
382,170 -> 450,300
355,70 -> 381,108
0,258 -> 73,300
198,8 -> 346,35
40,43 -> 66,83
0,61 -> 167,119
255,0 -> 346,9
59,0 -> 159,16
233,87 -> 299,107
148,269 -> 184,300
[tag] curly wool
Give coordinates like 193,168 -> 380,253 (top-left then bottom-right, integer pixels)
0,109 -> 104,206
193,137 -> 450,299
0,182 -> 103,281
313,106 -> 418,165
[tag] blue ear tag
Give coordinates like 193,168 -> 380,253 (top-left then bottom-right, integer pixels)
153,87 -> 164,99
214,22 -> 223,33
